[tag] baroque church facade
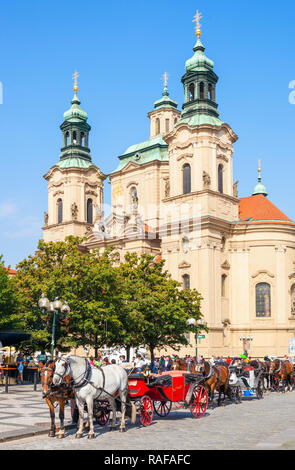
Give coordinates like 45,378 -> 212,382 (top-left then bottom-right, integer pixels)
43,21 -> 295,359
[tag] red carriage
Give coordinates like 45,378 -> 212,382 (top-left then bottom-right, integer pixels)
128,370 -> 208,426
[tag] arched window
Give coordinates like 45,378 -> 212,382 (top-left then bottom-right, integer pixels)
165,119 -> 169,133
221,274 -> 227,297
155,118 -> 160,135
218,164 -> 223,193
72,131 -> 77,145
183,274 -> 190,289
189,83 -> 195,101
208,84 -> 213,100
221,236 -> 226,251
57,199 -> 63,224
183,164 -> 191,194
81,132 -> 85,146
199,82 -> 205,100
87,198 -> 93,224
65,131 -> 69,147
256,283 -> 271,317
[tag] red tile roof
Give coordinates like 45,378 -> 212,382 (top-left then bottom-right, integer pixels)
238,195 -> 293,223
4,267 -> 17,275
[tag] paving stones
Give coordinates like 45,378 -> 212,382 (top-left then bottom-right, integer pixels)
0,385 -> 295,449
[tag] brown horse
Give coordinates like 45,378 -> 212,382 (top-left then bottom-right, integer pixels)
39,360 -> 74,438
174,358 -> 197,373
202,361 -> 233,406
270,359 -> 294,392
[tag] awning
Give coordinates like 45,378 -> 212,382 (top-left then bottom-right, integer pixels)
0,332 -> 31,348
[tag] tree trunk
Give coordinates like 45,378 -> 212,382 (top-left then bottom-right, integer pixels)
127,346 -> 131,362
149,346 -> 155,365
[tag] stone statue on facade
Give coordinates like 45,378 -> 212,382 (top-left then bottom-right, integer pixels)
233,180 -> 239,198
164,179 -> 170,198
71,202 -> 78,220
44,211 -> 48,226
203,171 -> 211,189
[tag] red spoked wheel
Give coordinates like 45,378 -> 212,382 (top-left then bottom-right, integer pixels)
190,385 -> 208,418
153,400 -> 172,417
95,401 -> 111,426
139,396 -> 153,427
272,376 -> 280,391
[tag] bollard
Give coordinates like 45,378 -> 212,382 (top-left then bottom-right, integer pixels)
5,369 -> 8,393
33,370 -> 37,391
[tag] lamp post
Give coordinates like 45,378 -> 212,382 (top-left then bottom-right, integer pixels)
239,336 -> 253,356
187,318 -> 206,361
38,294 -> 71,360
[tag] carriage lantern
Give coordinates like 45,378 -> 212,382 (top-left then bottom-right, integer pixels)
38,294 -> 70,360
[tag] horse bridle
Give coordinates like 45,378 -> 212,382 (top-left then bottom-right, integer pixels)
272,359 -> 281,374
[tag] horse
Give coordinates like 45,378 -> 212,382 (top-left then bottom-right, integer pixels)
39,360 -> 74,438
174,358 -> 197,373
201,361 -> 233,406
52,355 -> 135,439
270,359 -> 294,392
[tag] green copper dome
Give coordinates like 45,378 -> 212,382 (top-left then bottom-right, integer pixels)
252,163 -> 268,196
63,93 -> 88,122
253,181 -> 268,197
153,85 -> 178,110
185,38 -> 214,72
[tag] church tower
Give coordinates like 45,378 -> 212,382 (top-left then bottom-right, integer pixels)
160,12 -> 239,352
43,73 -> 106,242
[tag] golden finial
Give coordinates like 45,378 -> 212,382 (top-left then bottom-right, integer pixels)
258,159 -> 261,181
193,10 -> 202,38
162,72 -> 169,88
72,70 -> 79,93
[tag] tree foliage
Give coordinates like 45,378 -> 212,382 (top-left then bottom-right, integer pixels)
0,255 -> 20,331
7,238 -> 203,358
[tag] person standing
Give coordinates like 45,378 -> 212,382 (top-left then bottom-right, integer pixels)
16,352 -> 25,384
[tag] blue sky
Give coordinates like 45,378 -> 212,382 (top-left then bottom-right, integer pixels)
0,0 -> 295,267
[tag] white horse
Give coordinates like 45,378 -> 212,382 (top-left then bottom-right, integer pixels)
52,355 -> 134,438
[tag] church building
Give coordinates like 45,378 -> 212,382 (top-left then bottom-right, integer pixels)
43,14 -> 295,359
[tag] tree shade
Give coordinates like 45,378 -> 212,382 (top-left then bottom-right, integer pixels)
0,332 -> 31,347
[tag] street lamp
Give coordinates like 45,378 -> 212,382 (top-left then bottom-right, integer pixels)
38,294 -> 71,359
187,317 -> 206,361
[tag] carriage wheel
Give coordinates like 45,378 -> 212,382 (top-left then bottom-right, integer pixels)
153,400 -> 172,417
139,396 -> 153,427
190,385 -> 208,418
95,401 -> 111,426
272,376 -> 279,391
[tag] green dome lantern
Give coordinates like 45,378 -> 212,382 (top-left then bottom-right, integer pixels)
252,160 -> 268,196
56,72 -> 94,168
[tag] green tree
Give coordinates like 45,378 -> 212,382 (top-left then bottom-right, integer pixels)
116,252 -> 203,362
0,255 -> 20,331
13,237 -> 120,355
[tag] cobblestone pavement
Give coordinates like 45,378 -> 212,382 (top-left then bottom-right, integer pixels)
0,387 -> 295,450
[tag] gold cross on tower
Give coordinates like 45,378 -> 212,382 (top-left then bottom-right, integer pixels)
193,10 -> 202,38
72,70 -> 79,93
162,72 -> 169,87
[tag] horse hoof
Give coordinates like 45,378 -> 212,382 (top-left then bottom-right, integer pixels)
88,434 -> 95,439
57,434 -> 65,439
119,428 -> 126,433
75,434 -> 83,439
48,432 -> 55,438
